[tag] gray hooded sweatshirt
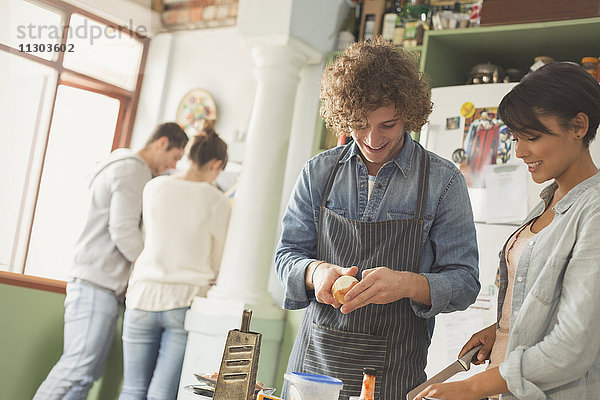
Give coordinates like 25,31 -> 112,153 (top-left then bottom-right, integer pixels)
69,148 -> 153,296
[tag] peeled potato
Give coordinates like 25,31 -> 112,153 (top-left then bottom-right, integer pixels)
332,275 -> 359,304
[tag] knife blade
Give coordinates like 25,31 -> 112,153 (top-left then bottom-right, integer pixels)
194,373 -> 217,388
406,344 -> 483,400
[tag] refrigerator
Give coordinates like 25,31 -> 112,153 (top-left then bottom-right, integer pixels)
420,83 -> 600,380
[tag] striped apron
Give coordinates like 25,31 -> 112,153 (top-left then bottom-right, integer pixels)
286,144 -> 431,400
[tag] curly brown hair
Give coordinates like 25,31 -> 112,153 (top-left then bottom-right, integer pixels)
320,37 -> 432,137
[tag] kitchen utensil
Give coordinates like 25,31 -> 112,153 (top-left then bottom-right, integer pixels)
406,344 -> 483,400
194,372 -> 276,396
184,384 -> 215,397
468,63 -> 505,84
194,373 -> 217,388
213,309 -> 262,400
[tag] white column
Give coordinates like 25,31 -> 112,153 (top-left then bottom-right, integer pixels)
207,44 -> 307,309
178,45 -> 310,398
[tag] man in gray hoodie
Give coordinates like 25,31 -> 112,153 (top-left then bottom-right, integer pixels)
34,122 -> 189,400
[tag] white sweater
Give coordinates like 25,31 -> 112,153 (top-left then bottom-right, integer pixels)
126,175 -> 231,311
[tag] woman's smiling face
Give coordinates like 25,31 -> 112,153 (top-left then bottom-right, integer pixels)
351,105 -> 406,176
512,114 -> 585,185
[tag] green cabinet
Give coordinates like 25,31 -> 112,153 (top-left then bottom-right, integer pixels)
422,17 -> 600,88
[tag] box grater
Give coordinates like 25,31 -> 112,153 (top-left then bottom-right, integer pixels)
213,309 -> 262,400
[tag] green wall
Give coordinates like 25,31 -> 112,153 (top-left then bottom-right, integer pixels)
0,283 -> 123,400
1,281 -> 306,399
274,308 -> 304,395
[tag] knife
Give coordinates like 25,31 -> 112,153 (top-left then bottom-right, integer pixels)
194,373 -> 217,388
406,344 -> 483,400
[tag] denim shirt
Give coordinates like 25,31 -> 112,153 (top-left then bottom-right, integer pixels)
497,171 -> 600,400
275,132 -> 480,333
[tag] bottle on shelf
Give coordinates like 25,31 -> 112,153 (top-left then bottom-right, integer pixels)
358,367 -> 377,400
469,2 -> 482,28
336,0 -> 359,50
382,0 -> 403,43
392,0 -> 407,47
401,0 -> 430,47
363,14 -> 376,41
402,1 -> 421,47
581,57 -> 599,80
413,4 -> 431,45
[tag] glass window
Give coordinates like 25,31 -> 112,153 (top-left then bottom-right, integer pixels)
63,14 -> 144,91
3,0 -> 64,61
0,51 -> 57,270
25,85 -> 120,280
1,0 -> 147,283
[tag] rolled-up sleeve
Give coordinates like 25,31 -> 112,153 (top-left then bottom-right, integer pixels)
275,164 -> 319,310
412,170 -> 480,318
499,212 -> 600,399
108,161 -> 149,262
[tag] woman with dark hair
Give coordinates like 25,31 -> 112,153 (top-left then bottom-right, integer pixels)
119,129 -> 231,400
416,62 -> 600,399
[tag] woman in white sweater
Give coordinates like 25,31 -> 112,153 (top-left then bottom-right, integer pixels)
119,130 -> 231,400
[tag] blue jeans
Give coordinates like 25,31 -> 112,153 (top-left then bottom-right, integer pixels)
118,307 -> 189,400
34,280 -> 120,400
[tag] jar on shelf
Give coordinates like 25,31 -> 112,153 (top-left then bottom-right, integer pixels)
530,56 -> 554,73
581,57 -> 599,80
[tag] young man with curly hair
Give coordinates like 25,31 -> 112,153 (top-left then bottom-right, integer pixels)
275,38 -> 480,399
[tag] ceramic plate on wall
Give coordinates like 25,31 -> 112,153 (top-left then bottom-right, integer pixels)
176,88 -> 217,136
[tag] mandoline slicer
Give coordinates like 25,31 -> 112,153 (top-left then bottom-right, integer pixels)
213,309 -> 262,400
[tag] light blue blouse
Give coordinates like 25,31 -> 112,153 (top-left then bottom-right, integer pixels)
498,171 -> 600,399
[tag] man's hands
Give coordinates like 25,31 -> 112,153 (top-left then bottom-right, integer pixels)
305,263 -> 432,314
306,262 -> 358,309
341,267 -> 431,314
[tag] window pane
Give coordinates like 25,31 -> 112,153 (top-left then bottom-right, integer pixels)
25,85 -> 120,280
2,0 -> 64,61
0,51 -> 57,270
63,14 -> 144,90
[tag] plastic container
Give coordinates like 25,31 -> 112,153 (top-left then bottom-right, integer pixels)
284,372 -> 343,400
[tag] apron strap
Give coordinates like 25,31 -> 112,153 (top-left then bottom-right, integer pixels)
321,143 -> 353,208
414,143 -> 430,221
321,141 -> 431,218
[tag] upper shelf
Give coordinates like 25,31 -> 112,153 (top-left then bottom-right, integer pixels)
420,17 -> 600,87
